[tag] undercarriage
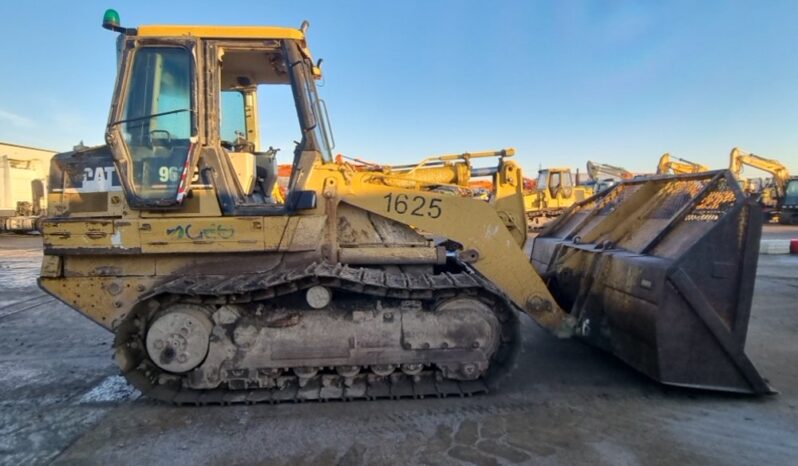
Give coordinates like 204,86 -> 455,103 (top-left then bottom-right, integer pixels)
113,263 -> 520,404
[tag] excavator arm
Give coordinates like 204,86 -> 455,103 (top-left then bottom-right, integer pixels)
586,160 -> 633,181
729,147 -> 791,198
657,153 -> 709,174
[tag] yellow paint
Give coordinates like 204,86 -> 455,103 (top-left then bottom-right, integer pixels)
137,25 -> 304,40
341,184 -> 573,336
40,276 -> 157,330
657,153 -> 709,175
141,187 -> 222,218
524,167 -> 593,214
63,255 -> 156,277
139,217 -> 267,253
263,216 -> 289,249
729,147 -> 791,207
278,215 -> 326,251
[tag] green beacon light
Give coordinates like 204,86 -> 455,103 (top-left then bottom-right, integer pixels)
101,8 -> 135,34
102,9 -> 128,33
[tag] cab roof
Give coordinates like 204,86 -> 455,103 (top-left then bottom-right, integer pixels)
136,25 -> 305,40
132,24 -> 321,79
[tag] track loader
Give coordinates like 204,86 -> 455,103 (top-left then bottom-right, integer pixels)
524,167 -> 593,230
37,11 -> 771,403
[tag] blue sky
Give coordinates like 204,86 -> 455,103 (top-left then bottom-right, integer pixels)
0,0 -> 796,176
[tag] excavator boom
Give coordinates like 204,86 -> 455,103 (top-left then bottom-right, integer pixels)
586,160 -> 633,181
729,147 -> 791,198
657,153 -> 709,174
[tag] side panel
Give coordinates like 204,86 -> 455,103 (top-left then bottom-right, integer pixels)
342,186 -> 575,337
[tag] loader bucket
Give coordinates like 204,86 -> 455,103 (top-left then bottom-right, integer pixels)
531,170 -> 772,394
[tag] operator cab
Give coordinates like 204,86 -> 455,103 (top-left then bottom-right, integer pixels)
103,12 -> 333,212
536,168 -> 574,199
785,179 -> 798,202
783,179 -> 798,211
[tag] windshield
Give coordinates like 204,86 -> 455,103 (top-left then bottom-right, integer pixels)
785,180 -> 798,204
536,171 -> 548,190
118,46 -> 194,202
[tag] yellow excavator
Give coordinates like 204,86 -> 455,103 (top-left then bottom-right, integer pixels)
37,11 -> 771,404
729,147 -> 795,223
656,153 -> 709,175
586,160 -> 633,193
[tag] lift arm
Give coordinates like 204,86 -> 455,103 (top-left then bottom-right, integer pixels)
341,158 -> 575,337
357,148 -> 514,191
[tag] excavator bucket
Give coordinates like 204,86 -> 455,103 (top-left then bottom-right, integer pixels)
531,170 -> 773,394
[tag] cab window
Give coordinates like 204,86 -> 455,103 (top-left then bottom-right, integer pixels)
119,46 -> 193,201
217,48 -> 304,204
550,172 -> 561,189
785,180 -> 798,204
562,172 -> 573,188
221,90 -> 246,143
536,171 -> 548,190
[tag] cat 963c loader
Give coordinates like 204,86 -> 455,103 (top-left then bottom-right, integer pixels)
37,10 -> 772,404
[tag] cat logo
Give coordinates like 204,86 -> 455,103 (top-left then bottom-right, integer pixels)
81,166 -> 122,192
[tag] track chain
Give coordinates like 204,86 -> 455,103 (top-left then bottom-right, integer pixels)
115,262 -> 521,405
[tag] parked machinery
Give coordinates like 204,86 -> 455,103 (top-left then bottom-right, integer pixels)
586,160 -> 633,193
656,153 -> 709,175
37,11 -> 771,404
782,178 -> 798,224
729,147 -> 794,223
523,167 -> 593,230
0,155 -> 47,232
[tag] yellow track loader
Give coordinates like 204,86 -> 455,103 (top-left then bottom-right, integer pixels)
524,167 -> 593,230
37,11 -> 771,403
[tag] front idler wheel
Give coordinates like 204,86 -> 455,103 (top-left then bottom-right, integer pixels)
145,304 -> 213,374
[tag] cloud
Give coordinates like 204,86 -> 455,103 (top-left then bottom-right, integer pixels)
0,109 -> 35,129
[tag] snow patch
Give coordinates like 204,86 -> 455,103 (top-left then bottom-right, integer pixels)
78,375 -> 140,403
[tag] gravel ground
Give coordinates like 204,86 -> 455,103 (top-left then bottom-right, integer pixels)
0,229 -> 796,466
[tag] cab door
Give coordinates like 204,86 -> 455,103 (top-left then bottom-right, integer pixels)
106,37 -> 202,209
201,39 -> 326,215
